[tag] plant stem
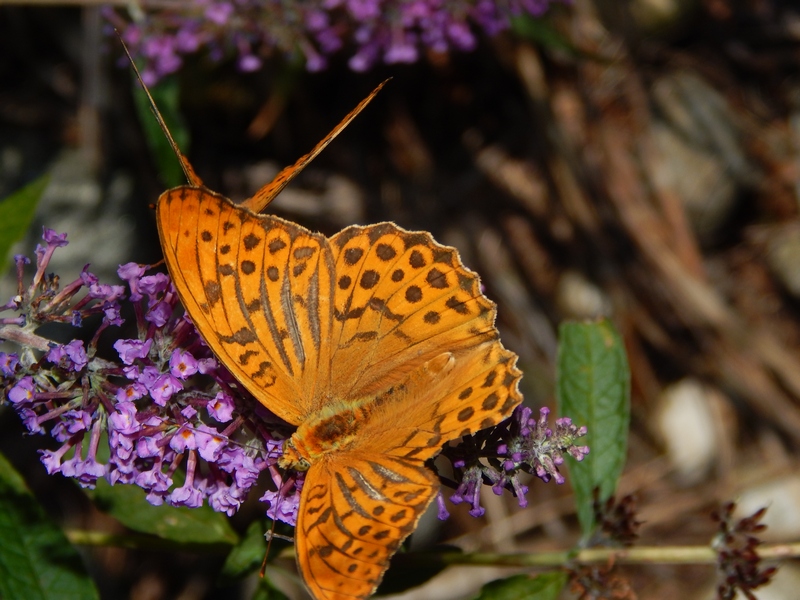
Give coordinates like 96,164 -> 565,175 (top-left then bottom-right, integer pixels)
428,543 -> 800,566
65,529 -> 800,565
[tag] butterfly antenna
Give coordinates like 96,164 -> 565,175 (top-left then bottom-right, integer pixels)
242,78 -> 391,214
117,31 -> 204,188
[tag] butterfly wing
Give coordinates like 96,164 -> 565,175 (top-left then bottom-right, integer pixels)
156,188 -> 335,425
325,223 -> 501,403
296,453 -> 438,600
355,341 -> 522,463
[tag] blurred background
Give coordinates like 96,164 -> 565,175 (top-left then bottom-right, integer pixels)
2,0 -> 800,598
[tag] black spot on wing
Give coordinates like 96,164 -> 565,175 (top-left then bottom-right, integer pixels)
218,327 -> 257,346
457,407 -> 475,422
241,260 -> 256,275
243,233 -> 262,250
426,268 -> 448,289
344,247 -> 364,265
360,270 -> 380,289
405,286 -> 422,303
268,238 -> 287,254
409,250 -> 426,269
204,281 -> 221,306
376,243 -> 397,261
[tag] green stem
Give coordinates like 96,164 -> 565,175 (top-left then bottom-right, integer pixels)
428,543 -> 800,566
65,529 -> 800,565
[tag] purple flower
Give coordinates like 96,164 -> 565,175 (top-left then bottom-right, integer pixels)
169,350 -> 199,380
197,357 -> 219,374
150,373 -> 183,406
436,492 -> 450,520
496,406 -> 589,489
52,409 -> 93,442
180,405 -> 197,419
169,425 -> 197,453
8,376 -> 36,405
47,340 -> 88,372
105,0 -> 559,82
142,36 -> 182,80
207,391 -> 234,422
449,464 -> 486,518
114,338 -> 153,365
72,420 -> 107,488
195,425 -> 226,461
139,273 -> 170,298
42,228 -> 69,248
341,0 -> 381,21
115,382 -> 147,402
384,33 -> 418,64
145,300 -> 173,327
205,2 -> 234,25
18,407 -> 44,435
109,401 -> 140,436
238,54 -> 262,72
118,262 -> 147,301
40,443 -> 72,475
136,467 -> 172,498
216,447 -> 266,491
103,303 -> 124,326
0,352 -> 19,377
208,480 -> 244,516
175,27 -> 202,53
137,365 -> 161,389
261,474 -> 304,526
135,435 -> 160,460
168,450 -> 204,508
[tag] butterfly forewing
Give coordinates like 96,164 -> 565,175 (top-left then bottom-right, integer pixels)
297,454 -> 438,600
326,223 -> 500,401
156,188 -> 334,424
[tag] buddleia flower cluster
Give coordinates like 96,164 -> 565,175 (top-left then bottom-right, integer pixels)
1,228 -> 587,527
104,0 -> 561,84
438,404 -> 589,518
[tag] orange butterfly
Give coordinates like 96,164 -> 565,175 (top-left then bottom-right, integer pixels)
133,60 -> 523,598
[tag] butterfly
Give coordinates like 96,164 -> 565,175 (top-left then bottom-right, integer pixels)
133,62 -> 523,599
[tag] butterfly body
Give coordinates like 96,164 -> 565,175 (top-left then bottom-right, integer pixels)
281,400 -> 365,469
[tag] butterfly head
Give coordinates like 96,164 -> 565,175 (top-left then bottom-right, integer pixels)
278,437 -> 311,471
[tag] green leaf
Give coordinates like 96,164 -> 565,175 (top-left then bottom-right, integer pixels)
131,73 -> 189,189
0,174 -> 49,269
251,576 -> 291,600
472,572 -> 568,600
557,319 -> 630,537
0,451 -> 99,600
87,478 -> 238,545
220,519 -> 268,583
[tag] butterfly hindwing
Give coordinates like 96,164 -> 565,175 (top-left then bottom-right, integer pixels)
297,453 -> 438,600
352,342 -> 522,463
